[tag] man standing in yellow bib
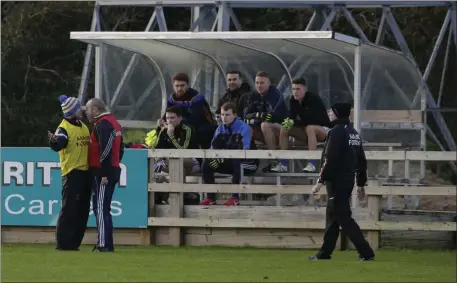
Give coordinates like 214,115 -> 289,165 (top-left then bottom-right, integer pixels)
48,95 -> 91,251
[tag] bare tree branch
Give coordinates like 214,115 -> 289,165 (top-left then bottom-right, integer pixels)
22,56 -> 31,102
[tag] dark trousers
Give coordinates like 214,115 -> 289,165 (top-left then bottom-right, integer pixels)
203,159 -> 258,200
197,124 -> 217,149
92,168 -> 121,250
317,181 -> 375,259
56,169 -> 92,250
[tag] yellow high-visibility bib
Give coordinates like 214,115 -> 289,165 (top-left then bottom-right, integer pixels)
57,119 -> 90,176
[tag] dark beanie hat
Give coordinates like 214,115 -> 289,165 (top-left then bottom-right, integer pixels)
331,103 -> 352,119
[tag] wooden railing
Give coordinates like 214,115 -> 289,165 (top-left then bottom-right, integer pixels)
146,149 -> 456,250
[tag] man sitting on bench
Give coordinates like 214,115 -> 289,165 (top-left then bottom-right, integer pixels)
153,106 -> 201,205
243,71 -> 289,172
273,77 -> 331,173
200,102 -> 259,206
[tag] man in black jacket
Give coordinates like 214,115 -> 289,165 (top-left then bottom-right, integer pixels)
274,77 -> 331,173
154,106 -> 201,204
309,102 -> 375,261
215,71 -> 250,123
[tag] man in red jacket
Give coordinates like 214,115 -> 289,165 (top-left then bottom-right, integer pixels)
85,98 -> 124,252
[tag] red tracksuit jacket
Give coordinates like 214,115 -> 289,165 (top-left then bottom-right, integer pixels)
89,113 -> 124,177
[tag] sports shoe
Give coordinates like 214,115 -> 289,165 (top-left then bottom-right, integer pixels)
308,255 -> 331,260
359,256 -> 375,261
199,198 -> 216,206
191,164 -> 201,173
56,247 -> 79,251
92,245 -> 114,252
303,162 -> 316,173
270,163 -> 288,172
223,197 -> 240,206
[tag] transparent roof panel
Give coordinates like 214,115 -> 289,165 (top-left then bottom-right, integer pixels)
360,43 -> 426,111
70,31 -> 427,140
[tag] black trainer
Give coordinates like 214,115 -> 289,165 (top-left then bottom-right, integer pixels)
359,256 -> 375,261
261,163 -> 275,173
56,247 -> 79,251
308,255 -> 331,260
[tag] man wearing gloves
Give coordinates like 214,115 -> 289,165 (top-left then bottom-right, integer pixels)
309,102 -> 375,261
274,77 -> 331,173
243,71 -> 288,172
200,102 -> 259,206
48,95 -> 91,251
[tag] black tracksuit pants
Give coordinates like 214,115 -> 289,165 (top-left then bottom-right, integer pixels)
202,159 -> 258,200
56,169 -> 92,250
317,178 -> 375,259
92,168 -> 121,250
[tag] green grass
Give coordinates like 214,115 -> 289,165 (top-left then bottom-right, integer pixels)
1,244 -> 456,282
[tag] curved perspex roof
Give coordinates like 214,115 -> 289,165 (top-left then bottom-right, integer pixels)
71,31 -> 426,143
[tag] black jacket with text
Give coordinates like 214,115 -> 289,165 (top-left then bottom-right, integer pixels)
318,118 -> 367,194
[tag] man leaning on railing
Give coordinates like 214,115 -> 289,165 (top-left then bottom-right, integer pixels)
200,102 -> 260,206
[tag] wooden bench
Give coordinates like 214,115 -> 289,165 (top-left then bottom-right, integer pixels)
146,149 -> 456,250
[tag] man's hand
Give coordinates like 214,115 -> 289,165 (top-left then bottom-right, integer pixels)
357,186 -> 365,200
47,131 -> 55,141
209,158 -> 224,169
153,159 -> 168,173
157,119 -> 166,129
167,124 -> 175,138
261,112 -> 273,122
281,118 -> 294,132
101,177 -> 108,185
311,182 -> 323,194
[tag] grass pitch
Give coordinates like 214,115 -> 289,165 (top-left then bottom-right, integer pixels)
1,244 -> 456,282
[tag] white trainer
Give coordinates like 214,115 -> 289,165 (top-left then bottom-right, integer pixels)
271,163 -> 288,172
303,162 -> 316,173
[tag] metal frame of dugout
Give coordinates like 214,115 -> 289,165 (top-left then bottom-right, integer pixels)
71,31 -> 426,132
70,30 -> 430,174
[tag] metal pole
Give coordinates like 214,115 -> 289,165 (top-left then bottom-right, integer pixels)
352,45 -> 362,209
353,46 -> 362,133
94,45 -> 102,99
438,27 -> 452,107
320,7 -> 338,31
411,9 -> 450,107
78,5 -> 100,104
385,6 -> 455,151
361,8 -> 387,107
450,2 -> 457,54
341,7 -> 369,41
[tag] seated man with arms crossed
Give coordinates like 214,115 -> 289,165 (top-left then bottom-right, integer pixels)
274,77 -> 331,173
243,71 -> 289,172
200,102 -> 260,206
153,106 -> 201,204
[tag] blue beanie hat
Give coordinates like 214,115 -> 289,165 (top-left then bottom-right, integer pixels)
59,95 -> 81,117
